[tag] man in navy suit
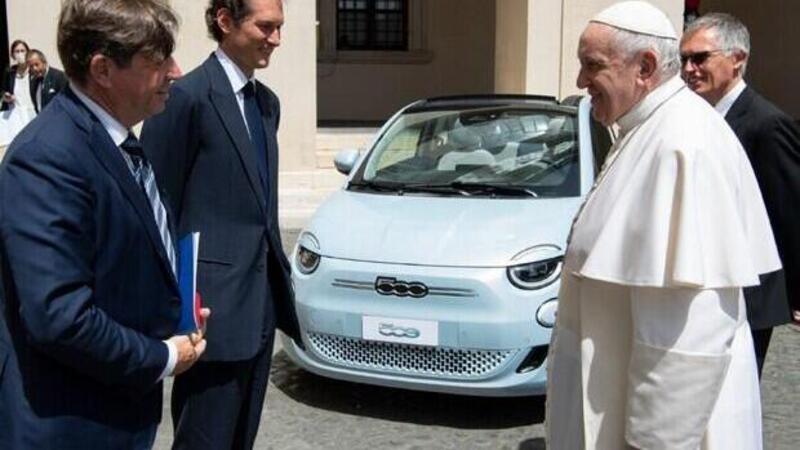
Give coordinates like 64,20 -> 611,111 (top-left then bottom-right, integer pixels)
682,13 -> 800,376
0,1 -> 207,448
142,0 -> 300,448
26,49 -> 68,114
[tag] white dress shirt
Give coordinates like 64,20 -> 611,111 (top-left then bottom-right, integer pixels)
714,79 -> 747,117
214,47 -> 257,138
34,68 -> 48,112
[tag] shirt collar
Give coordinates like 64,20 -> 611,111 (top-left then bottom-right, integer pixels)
616,75 -> 687,135
70,82 -> 130,147
714,79 -> 746,117
215,48 -> 254,95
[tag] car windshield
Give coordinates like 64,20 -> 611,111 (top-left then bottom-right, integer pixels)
350,104 -> 581,198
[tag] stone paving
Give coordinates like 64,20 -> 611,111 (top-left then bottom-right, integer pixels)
154,230 -> 800,449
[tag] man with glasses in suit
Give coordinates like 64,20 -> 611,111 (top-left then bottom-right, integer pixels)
681,12 -> 800,377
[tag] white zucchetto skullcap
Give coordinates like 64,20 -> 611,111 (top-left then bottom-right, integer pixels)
590,1 -> 678,40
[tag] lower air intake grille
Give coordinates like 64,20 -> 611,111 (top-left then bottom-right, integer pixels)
307,333 -> 515,380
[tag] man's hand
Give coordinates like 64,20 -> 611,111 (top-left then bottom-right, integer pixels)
2,92 -> 15,104
168,308 -> 211,376
168,334 -> 205,376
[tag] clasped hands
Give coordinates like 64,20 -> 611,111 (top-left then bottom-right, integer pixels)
167,307 -> 211,376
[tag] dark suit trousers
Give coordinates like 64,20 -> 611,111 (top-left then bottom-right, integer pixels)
171,330 -> 275,450
752,327 -> 773,379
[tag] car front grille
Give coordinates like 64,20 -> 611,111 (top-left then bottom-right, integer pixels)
306,333 -> 516,380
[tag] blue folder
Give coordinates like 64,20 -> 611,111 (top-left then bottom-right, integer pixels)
176,232 -> 201,333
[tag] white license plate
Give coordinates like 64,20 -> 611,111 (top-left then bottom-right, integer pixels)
362,316 -> 439,346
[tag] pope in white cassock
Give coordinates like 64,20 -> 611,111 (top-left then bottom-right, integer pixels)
545,2 -> 781,450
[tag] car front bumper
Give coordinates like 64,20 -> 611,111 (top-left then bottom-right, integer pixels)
285,256 -> 557,397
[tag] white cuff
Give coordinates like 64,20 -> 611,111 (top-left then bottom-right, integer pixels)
158,340 -> 178,380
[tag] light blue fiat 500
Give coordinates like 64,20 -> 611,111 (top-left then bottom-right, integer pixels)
282,95 -> 611,396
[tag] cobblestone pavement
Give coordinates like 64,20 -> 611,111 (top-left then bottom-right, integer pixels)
155,230 -> 800,449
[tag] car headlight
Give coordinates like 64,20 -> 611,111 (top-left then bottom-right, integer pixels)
294,232 -> 321,275
296,246 -> 320,274
507,256 -> 563,290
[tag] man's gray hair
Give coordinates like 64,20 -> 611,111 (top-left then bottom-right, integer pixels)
609,27 -> 680,80
684,13 -> 750,76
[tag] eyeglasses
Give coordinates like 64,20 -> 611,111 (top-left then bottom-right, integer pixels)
680,49 -> 727,67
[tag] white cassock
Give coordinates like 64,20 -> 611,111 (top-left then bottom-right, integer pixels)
545,76 -> 781,450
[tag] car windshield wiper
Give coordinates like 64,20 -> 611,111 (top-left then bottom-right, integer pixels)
348,180 -> 403,193
451,182 -> 539,197
396,183 -> 470,196
349,180 -> 466,196
403,182 -> 539,198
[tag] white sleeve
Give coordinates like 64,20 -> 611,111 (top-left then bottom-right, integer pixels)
158,340 -> 178,380
625,286 -> 740,450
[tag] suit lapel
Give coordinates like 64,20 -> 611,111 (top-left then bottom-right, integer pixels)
724,86 -> 753,130
62,90 -> 178,288
204,56 -> 268,217
90,124 -> 178,287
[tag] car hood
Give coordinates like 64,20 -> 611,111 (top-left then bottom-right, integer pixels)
303,190 -> 583,267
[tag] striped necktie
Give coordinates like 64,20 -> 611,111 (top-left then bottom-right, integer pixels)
120,133 -> 177,275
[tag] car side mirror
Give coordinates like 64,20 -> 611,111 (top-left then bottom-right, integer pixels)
334,148 -> 362,175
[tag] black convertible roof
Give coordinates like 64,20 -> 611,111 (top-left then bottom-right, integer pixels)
425,94 -> 558,103
405,94 -> 578,114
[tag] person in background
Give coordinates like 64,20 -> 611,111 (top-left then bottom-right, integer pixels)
545,2 -> 780,449
681,12 -> 800,375
27,49 -> 68,114
141,0 -> 301,448
0,1 -> 207,448
1,39 -> 32,111
0,40 -> 37,146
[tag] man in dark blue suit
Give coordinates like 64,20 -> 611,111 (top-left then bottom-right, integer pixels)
142,0 -> 301,448
0,1 -> 207,448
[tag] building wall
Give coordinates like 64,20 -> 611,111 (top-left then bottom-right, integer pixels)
317,0 -> 495,122
494,0 -> 682,100
494,0 -> 528,94
701,0 -> 800,119
6,0 -> 696,171
559,0 -> 683,99
7,0 -> 318,171
6,0 -> 60,70
526,0 -> 564,96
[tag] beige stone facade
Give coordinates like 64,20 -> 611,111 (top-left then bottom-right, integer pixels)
701,0 -> 800,119
6,0 -> 692,174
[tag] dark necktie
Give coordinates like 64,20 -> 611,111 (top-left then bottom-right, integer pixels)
242,81 -> 270,199
33,77 -> 42,113
241,83 -> 276,326
120,133 -> 177,274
